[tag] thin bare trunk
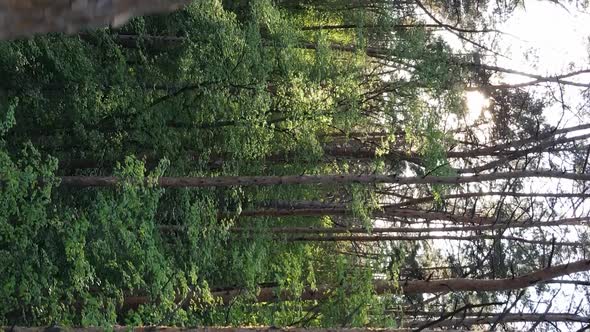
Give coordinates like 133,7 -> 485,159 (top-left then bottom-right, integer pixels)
456,132 -> 590,173
301,23 -> 442,31
232,217 -> 590,234
58,170 -> 590,188
467,63 -> 590,89
388,191 -> 590,207
448,123 -> 590,158
301,23 -> 500,34
280,234 -> 578,246
123,259 -> 590,305
232,205 -> 498,224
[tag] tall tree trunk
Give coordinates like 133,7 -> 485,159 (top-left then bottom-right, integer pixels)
278,234 -> 578,246
123,259 -> 590,305
301,23 -> 499,34
449,123 -> 590,157
388,191 -> 590,207
58,170 -> 590,188
463,63 -> 590,89
301,23 -> 442,31
236,205 -> 499,224
322,129 -> 590,170
0,0 -> 189,40
232,216 -> 590,233
405,312 -> 590,328
456,131 -> 590,174
103,33 -> 394,59
5,327 -> 460,332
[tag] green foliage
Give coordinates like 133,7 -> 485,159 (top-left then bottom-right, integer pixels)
317,256 -> 381,327
0,97 -> 16,137
0,0 -> 481,327
0,145 -> 59,324
349,184 -> 378,228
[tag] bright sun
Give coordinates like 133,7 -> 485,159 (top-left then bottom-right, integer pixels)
464,91 -> 490,123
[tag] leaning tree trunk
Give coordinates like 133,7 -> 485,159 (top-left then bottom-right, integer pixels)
278,234 -> 578,246
405,312 -> 590,328
232,216 -> 590,234
58,170 -> 590,188
0,0 -> 189,40
122,259 -> 590,306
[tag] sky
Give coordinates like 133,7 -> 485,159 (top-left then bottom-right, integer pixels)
468,0 -> 590,126
371,3 -> 590,326
476,0 -> 590,207
497,1 -> 590,129
499,1 -> 590,76
416,1 -> 590,325
498,0 -> 590,320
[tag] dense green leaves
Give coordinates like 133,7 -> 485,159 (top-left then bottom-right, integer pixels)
0,0 -> 530,328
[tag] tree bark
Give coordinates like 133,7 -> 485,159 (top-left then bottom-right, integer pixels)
322,129 -> 590,170
0,0 -> 189,40
300,23 -> 499,34
104,33 -> 394,59
234,205 -> 498,224
232,216 -> 590,234
448,123 -> 590,158
58,170 -> 590,188
124,259 -> 588,305
405,312 -> 590,328
464,63 -> 590,89
300,23 -> 444,31
456,132 -> 590,174
388,191 -> 590,207
399,259 -> 590,294
279,234 -> 579,246
3,327 -> 460,332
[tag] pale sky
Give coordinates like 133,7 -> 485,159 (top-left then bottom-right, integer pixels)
427,1 -> 590,125
496,3 -> 590,318
499,1 -> 590,74
416,1 -> 590,325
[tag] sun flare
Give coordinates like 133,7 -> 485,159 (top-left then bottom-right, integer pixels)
464,91 -> 490,123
